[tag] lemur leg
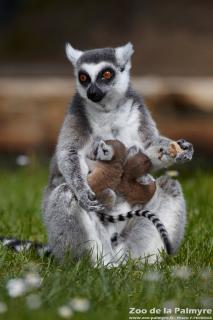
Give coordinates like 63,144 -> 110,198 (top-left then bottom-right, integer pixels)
43,183 -> 115,266
117,176 -> 186,263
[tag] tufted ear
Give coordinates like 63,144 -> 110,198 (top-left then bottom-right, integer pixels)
115,42 -> 134,67
65,43 -> 83,65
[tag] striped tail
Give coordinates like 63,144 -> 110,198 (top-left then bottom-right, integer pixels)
0,237 -> 51,257
97,209 -> 173,255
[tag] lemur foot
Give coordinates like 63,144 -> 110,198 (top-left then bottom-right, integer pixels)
137,174 -> 156,185
157,175 -> 182,197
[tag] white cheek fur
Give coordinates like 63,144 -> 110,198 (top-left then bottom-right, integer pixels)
112,68 -> 130,97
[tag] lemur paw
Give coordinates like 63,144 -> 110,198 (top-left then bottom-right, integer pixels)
77,188 -> 105,212
157,139 -> 193,165
175,139 -> 194,163
87,137 -> 102,160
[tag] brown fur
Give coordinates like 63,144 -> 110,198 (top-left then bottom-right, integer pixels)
87,140 -> 127,208
117,152 -> 156,206
87,139 -> 156,209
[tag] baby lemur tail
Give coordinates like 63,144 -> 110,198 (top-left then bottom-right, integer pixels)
0,236 -> 51,257
97,209 -> 173,255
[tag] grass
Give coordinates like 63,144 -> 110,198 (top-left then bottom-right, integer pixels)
0,163 -> 212,320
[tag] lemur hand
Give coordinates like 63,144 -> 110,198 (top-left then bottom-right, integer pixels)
159,139 -> 194,164
77,187 -> 105,212
147,138 -> 194,169
174,139 -> 194,163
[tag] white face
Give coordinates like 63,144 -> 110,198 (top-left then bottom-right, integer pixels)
75,61 -> 130,108
65,42 -> 134,110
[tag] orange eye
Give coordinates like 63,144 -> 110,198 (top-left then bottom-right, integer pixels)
79,74 -> 87,82
103,70 -> 112,80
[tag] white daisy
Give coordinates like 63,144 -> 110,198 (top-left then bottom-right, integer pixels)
58,305 -> 73,318
70,298 -> 90,312
172,266 -> 191,279
6,278 -> 27,297
166,170 -> 179,178
16,155 -> 30,166
143,271 -> 161,282
24,273 -> 42,289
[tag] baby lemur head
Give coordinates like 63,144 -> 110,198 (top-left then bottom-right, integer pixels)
65,42 -> 134,110
93,139 -> 127,164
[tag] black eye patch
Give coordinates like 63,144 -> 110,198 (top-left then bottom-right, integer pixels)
96,67 -> 115,84
78,71 -> 91,87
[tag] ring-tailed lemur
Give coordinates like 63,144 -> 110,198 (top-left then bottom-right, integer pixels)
1,43 -> 193,266
42,42 -> 193,265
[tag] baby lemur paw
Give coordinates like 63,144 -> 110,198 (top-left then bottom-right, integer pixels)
137,174 -> 156,185
101,188 -> 116,209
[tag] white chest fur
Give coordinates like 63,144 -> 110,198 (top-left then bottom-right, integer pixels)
87,99 -> 143,150
79,99 -> 144,182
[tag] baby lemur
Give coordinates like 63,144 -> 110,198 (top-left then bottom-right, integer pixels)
87,139 -> 156,209
87,139 -> 173,255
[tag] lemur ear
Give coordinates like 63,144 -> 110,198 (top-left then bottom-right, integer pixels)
115,42 -> 134,67
65,43 -> 83,65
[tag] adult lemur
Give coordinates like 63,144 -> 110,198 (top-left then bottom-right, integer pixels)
42,42 -> 193,266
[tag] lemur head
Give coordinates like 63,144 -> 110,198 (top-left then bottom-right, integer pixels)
65,43 -> 134,109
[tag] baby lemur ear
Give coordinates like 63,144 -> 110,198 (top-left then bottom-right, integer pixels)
115,42 -> 134,68
65,43 -> 83,66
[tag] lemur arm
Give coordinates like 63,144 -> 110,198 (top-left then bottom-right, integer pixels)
56,113 -> 104,212
138,105 -> 194,170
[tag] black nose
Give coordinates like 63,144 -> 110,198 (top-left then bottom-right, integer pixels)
87,84 -> 105,102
